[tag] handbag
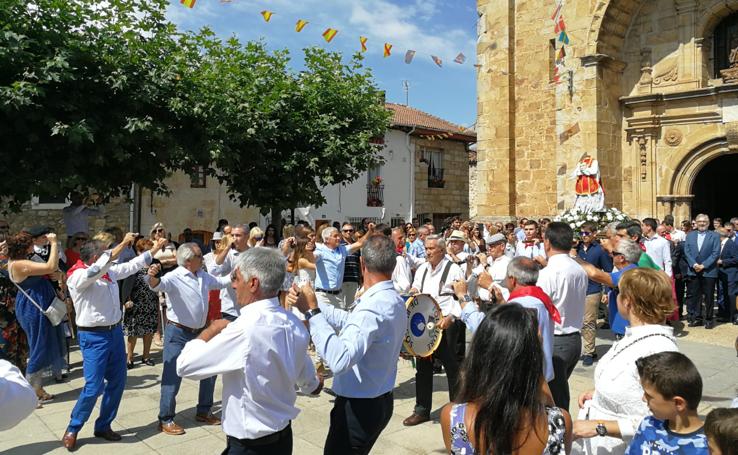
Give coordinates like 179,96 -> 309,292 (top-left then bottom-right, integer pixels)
12,281 -> 67,326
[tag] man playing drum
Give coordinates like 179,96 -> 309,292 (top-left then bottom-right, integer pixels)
403,235 -> 465,427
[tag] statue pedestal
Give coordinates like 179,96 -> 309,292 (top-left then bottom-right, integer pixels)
721,67 -> 738,84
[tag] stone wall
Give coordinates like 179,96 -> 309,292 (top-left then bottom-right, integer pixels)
413,137 -> 470,220
2,198 -> 131,243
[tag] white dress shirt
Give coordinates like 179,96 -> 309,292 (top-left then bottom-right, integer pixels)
150,266 -> 231,330
670,228 -> 686,243
392,253 -> 424,294
0,360 -> 37,431
67,251 -> 152,327
644,234 -> 673,277
514,241 -> 545,259
474,254 -> 511,301
411,257 -> 464,317
536,253 -> 588,335
176,297 -> 318,440
208,248 -> 245,317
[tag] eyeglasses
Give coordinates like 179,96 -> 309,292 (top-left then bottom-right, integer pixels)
75,237 -> 88,241
342,229 -> 354,233
254,236 -> 264,241
155,228 -> 165,233
612,251 -> 624,257
580,231 -> 592,237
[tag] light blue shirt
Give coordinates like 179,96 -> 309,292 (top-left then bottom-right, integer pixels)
311,280 -> 407,398
314,243 -> 348,291
407,239 -> 426,259
697,231 -> 706,251
460,295 -> 554,382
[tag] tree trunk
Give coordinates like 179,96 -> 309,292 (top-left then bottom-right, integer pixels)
271,206 -> 283,240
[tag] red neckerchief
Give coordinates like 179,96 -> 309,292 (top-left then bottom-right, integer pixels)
67,259 -> 112,283
508,285 -> 561,324
523,240 -> 537,247
638,241 -> 647,252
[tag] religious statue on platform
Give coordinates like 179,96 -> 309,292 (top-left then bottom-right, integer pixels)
572,153 -> 605,213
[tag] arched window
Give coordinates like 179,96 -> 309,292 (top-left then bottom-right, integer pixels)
713,12 -> 738,77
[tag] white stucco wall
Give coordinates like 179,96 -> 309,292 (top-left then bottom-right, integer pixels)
294,128 -> 414,227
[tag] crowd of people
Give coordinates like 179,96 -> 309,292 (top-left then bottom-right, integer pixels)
0,211 -> 737,455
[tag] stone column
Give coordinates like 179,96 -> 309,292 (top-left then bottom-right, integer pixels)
628,128 -> 660,219
675,0 -> 699,88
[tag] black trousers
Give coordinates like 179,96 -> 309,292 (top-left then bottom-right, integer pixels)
414,319 -> 461,416
717,270 -> 735,319
222,424 -> 292,455
548,332 -> 582,413
324,392 -> 394,455
687,275 -> 716,322
675,277 -> 688,318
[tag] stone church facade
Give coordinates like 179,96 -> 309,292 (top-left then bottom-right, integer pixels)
475,0 -> 738,222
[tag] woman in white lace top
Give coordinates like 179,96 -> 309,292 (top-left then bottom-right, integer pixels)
572,268 -> 678,455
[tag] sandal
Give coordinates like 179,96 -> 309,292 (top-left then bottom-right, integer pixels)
141,357 -> 155,366
127,361 -> 135,370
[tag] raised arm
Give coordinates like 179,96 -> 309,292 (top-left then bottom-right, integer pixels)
347,224 -> 375,253
11,233 -> 59,279
572,256 -> 613,287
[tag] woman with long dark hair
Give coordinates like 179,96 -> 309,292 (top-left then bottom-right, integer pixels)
441,303 -> 572,454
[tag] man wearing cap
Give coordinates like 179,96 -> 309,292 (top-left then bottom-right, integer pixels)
477,233 -> 511,302
403,234 -> 465,427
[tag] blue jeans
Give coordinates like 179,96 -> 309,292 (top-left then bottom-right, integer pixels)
67,325 -> 127,433
159,323 -> 216,422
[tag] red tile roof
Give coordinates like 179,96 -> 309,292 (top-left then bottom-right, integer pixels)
386,103 -> 476,140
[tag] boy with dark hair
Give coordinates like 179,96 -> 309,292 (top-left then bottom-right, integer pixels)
626,351 -> 708,454
705,408 -> 738,455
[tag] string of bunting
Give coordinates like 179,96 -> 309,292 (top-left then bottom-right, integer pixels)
178,0 -> 470,69
551,0 -> 570,84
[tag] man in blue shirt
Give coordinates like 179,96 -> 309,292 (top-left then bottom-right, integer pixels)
576,222 -> 613,366
288,235 -> 406,454
314,225 -> 373,310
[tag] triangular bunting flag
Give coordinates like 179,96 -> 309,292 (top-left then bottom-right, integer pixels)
383,43 -> 392,57
454,53 -> 466,64
431,55 -> 442,67
360,36 -> 368,52
556,46 -> 566,61
554,16 -> 566,34
404,50 -> 416,64
322,28 -> 338,43
261,10 -> 273,22
180,0 -> 195,8
551,1 -> 563,22
558,30 -> 570,44
295,19 -> 308,32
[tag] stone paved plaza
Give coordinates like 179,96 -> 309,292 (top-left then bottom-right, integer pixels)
1,324 -> 736,455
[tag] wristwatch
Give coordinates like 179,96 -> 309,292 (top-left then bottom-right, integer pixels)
461,294 -> 473,304
595,422 -> 608,437
304,308 -> 322,321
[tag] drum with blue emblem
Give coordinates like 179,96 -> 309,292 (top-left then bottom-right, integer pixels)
402,294 -> 443,358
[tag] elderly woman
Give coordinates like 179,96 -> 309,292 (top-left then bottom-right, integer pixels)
6,232 -> 66,402
571,267 -> 678,454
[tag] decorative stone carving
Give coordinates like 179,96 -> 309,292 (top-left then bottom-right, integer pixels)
637,136 -> 648,181
653,60 -> 678,85
663,129 -> 683,147
721,45 -> 738,83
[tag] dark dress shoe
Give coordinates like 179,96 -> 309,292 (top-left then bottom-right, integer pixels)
402,413 -> 430,426
687,319 -> 703,327
94,429 -> 122,441
62,431 -> 78,451
705,320 -> 715,330
141,357 -> 155,366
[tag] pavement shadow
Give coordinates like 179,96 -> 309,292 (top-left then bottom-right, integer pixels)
0,440 -> 67,454
125,373 -> 162,390
393,373 -> 449,400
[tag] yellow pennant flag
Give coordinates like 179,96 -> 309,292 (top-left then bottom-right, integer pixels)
322,28 -> 338,43
383,43 -> 392,57
360,36 -> 368,52
295,19 -> 308,32
261,10 -> 273,22
180,0 -> 195,8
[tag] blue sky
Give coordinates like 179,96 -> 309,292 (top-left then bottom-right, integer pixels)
166,0 -> 478,128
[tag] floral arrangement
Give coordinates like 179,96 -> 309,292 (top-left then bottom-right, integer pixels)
554,206 -> 629,232
371,176 -> 383,186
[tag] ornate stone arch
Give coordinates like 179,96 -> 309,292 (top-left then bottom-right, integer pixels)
585,0 -> 646,59
670,137 -> 731,196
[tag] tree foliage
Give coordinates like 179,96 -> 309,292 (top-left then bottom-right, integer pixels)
0,0 -> 391,211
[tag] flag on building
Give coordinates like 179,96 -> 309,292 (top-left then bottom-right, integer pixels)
431,55 -> 443,67
322,28 -> 338,43
404,50 -> 416,64
261,10 -> 273,22
454,53 -> 466,64
554,16 -> 566,34
551,1 -> 563,22
384,43 -> 392,57
556,46 -> 566,62
295,19 -> 308,32
360,36 -> 368,52
180,0 -> 195,8
558,30 -> 570,44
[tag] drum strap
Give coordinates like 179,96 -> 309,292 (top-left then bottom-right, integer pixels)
420,261 -> 453,296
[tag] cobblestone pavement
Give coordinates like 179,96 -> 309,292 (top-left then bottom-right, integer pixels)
1,324 -> 736,455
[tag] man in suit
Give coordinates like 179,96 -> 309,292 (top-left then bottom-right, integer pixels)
684,214 -> 721,329
717,227 -> 738,325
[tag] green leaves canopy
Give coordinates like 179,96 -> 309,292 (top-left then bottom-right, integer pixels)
0,0 -> 391,211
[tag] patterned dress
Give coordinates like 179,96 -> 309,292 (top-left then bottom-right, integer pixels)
0,268 -> 29,373
449,403 -> 567,455
122,269 -> 159,337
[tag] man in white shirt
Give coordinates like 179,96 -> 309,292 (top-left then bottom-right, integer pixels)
514,219 -> 546,264
403,235 -> 465,426
642,218 -> 673,277
63,233 -> 160,451
288,235 -> 406,454
177,247 -> 321,454
0,360 -> 37,431
147,243 -> 232,436
391,227 -> 424,294
211,224 -> 250,321
536,222 -> 588,412
475,233 -> 511,302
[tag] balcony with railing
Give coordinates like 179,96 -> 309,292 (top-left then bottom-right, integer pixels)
428,168 -> 445,188
366,184 -> 384,207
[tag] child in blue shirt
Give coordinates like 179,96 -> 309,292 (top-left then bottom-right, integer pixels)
625,352 -> 708,454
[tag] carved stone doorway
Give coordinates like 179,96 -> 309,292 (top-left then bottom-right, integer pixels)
691,154 -> 738,221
